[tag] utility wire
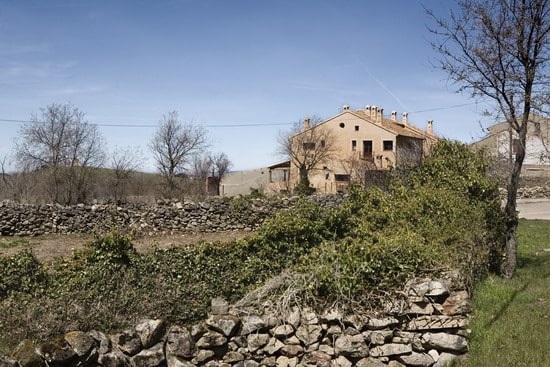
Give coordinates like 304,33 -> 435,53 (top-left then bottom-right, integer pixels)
0,102 -> 478,128
0,118 -> 293,128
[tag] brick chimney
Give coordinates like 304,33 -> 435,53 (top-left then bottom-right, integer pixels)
427,120 -> 433,135
343,105 -> 350,111
303,117 -> 310,131
371,105 -> 377,119
391,111 -> 397,121
402,112 -> 408,126
365,105 -> 371,116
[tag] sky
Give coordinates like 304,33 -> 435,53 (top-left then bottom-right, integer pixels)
0,0 -> 494,173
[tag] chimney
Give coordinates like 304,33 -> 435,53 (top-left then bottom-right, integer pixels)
343,105 -> 350,111
391,111 -> 397,121
365,105 -> 371,116
427,120 -> 433,135
303,117 -> 310,131
377,107 -> 384,123
371,105 -> 377,119
402,112 -> 408,125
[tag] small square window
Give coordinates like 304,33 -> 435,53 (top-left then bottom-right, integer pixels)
321,140 -> 326,148
355,125 -> 359,131
383,140 -> 393,151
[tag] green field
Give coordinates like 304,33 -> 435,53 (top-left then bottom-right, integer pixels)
457,219 -> 550,366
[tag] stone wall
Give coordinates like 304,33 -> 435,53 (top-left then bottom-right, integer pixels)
0,195 -> 345,237
1,278 -> 471,367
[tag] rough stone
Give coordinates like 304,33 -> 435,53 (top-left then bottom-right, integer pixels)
135,319 -> 167,349
196,331 -> 227,348
206,315 -> 241,337
355,357 -> 387,367
366,317 -> 399,330
240,315 -> 266,335
441,291 -> 472,316
272,324 -> 294,338
334,334 -> 369,358
166,325 -> 195,359
406,316 -> 469,331
64,330 -> 95,357
295,324 -> 322,346
130,342 -> 165,367
112,330 -> 143,356
369,343 -> 412,357
246,333 -> 270,352
397,352 -> 435,366
421,332 -> 469,353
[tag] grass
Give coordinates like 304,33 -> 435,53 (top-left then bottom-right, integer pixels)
0,237 -> 32,249
457,219 -> 550,367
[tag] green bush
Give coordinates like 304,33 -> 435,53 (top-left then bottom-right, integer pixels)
0,140 -> 506,351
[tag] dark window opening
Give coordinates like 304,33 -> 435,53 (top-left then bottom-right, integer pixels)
383,140 -> 393,151
534,122 -> 541,137
512,139 -> 520,154
334,174 -> 350,182
303,142 -> 315,150
320,140 -> 326,148
352,140 -> 357,151
339,123 -> 345,128
355,125 -> 359,131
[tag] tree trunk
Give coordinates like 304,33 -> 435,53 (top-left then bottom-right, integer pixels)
500,121 -> 528,279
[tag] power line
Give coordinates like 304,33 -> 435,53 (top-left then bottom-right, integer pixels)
0,118 -> 293,128
410,102 -> 478,114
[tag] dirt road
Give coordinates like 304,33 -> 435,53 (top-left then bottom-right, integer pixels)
517,198 -> 550,220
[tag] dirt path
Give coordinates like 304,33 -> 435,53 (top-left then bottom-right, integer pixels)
0,230 -> 253,262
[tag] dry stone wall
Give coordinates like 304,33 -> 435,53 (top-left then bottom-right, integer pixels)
0,278 -> 471,367
0,196 -> 344,237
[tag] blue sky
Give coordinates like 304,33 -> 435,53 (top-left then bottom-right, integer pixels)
0,0 -> 492,172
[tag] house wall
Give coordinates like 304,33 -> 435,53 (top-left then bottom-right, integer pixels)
288,108 -> 435,194
472,115 -> 550,176
220,169 -> 270,196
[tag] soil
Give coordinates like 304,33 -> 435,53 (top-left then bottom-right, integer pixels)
0,230 -> 253,263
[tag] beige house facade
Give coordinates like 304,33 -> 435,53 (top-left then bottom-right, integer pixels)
275,104 -> 438,194
471,114 -> 550,177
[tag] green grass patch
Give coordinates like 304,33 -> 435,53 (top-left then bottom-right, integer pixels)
0,237 -> 32,249
457,219 -> 550,367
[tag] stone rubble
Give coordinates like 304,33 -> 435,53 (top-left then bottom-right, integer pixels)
1,278 -> 471,367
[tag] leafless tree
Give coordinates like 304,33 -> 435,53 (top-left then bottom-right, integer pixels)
277,115 -> 338,195
14,103 -> 106,204
208,152 -> 232,196
108,146 -> 144,202
149,111 -> 209,196
427,0 -> 550,278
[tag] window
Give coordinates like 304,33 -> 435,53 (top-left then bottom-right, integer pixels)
334,174 -> 350,182
383,140 -> 393,151
303,142 -> 315,150
339,122 -> 345,128
320,140 -> 326,148
534,122 -> 541,137
512,139 -> 520,154
351,140 -> 357,151
355,125 -> 359,131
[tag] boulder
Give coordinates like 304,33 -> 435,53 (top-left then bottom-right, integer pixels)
166,325 -> 195,359
135,319 -> 167,349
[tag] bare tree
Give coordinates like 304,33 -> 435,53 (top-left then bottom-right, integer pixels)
108,146 -> 144,202
14,103 -> 106,204
208,152 -> 232,196
427,0 -> 550,278
149,111 -> 209,196
277,115 -> 338,195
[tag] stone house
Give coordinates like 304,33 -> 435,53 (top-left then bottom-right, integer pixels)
471,113 -> 550,177
276,104 -> 438,194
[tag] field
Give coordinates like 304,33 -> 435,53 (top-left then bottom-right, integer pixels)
457,219 -> 550,366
